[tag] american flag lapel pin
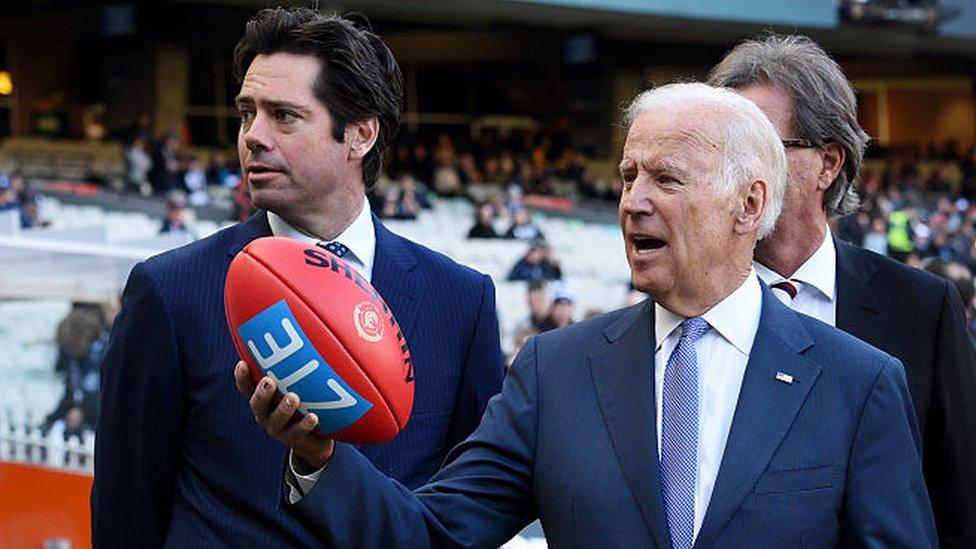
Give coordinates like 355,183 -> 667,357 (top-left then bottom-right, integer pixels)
775,371 -> 794,384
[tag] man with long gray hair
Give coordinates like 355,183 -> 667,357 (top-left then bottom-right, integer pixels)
710,34 -> 976,548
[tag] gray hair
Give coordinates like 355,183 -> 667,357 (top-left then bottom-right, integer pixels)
624,82 -> 787,239
708,34 -> 870,218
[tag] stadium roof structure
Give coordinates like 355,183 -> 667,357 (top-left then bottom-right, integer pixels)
185,0 -> 976,56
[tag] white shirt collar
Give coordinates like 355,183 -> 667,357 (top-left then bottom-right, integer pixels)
755,225 -> 836,301
266,197 -> 376,280
654,269 -> 762,356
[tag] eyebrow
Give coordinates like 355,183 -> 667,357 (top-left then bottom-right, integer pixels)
618,156 -> 691,179
649,158 -> 690,178
234,96 -> 311,114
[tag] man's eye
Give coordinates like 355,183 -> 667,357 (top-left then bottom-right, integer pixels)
238,110 -> 254,122
620,169 -> 637,184
276,110 -> 298,123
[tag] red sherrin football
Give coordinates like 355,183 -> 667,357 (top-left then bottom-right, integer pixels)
224,236 -> 413,444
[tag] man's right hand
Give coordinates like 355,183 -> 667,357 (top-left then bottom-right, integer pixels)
234,361 -> 334,471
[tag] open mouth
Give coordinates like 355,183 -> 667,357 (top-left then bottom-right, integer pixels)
631,236 -> 667,252
247,166 -> 282,175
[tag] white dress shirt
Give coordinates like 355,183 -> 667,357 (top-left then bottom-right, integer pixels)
755,226 -> 836,326
266,197 -> 376,501
267,196 -> 376,282
654,270 -> 762,542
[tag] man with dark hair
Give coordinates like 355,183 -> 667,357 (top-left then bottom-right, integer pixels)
710,34 -> 976,548
93,8 -> 503,547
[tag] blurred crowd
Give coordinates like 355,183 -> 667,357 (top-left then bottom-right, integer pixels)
379,128 -> 618,203
833,144 -> 976,343
0,173 -> 45,229
17,124 -> 976,382
834,145 -> 976,266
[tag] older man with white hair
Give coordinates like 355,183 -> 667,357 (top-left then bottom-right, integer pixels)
238,83 -> 936,548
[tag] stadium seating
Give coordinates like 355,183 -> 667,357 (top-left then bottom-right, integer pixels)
1,195 -> 631,477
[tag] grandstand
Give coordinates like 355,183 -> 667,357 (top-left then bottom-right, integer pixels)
1,0 -> 975,547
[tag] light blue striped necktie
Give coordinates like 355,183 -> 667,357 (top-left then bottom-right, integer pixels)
661,317 -> 709,549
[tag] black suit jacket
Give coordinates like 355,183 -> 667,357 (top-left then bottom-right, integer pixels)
834,237 -> 976,548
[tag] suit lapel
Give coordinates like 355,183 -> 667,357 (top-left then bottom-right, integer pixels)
834,238 -> 888,349
589,301 -> 671,549
369,214 -> 425,342
695,288 -> 822,546
225,210 -> 272,258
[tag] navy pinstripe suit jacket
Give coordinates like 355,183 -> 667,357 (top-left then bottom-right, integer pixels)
92,210 -> 504,548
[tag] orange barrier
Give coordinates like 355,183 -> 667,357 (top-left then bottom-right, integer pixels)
0,462 -> 92,549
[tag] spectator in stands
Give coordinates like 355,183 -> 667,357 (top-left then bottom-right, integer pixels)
43,303 -> 107,436
183,157 -> 210,207
507,239 -> 562,282
0,175 -> 16,212
393,175 -> 429,219
125,135 -> 153,196
514,280 -> 550,337
862,217 -> 888,256
208,152 -> 240,188
886,208 -> 915,262
149,132 -> 180,195
379,179 -> 425,220
159,193 -> 194,237
504,184 -> 525,216
467,201 -> 499,238
432,136 -> 463,197
504,206 -> 544,241
537,294 -> 573,333
458,152 -> 482,186
0,174 -> 42,229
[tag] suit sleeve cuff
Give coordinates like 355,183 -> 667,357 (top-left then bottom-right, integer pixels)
285,450 -> 328,504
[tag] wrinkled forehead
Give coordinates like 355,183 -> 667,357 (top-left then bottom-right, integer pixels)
622,109 -> 726,172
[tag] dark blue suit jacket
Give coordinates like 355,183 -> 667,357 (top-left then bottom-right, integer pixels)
833,238 -> 976,548
92,211 -> 504,547
290,287 -> 937,548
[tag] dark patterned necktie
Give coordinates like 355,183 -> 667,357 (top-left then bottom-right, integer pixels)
771,280 -> 799,301
318,241 -> 349,258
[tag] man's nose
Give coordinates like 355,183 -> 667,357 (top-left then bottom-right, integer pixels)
242,113 -> 273,153
620,181 -> 654,217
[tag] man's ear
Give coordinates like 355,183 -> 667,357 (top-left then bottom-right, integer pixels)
818,143 -> 845,191
346,117 -> 379,161
734,178 -> 767,235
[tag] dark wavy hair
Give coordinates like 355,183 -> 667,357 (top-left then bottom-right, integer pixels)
233,7 -> 403,187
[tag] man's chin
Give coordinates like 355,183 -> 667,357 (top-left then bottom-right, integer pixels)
249,190 -> 290,213
629,275 -> 667,301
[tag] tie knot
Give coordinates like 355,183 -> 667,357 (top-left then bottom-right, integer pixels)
771,279 -> 798,300
319,241 -> 349,258
680,317 -> 709,343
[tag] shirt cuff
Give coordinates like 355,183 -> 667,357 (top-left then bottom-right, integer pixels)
285,450 -> 328,504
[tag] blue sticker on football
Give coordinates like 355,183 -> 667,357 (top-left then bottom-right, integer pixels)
237,300 -> 373,434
